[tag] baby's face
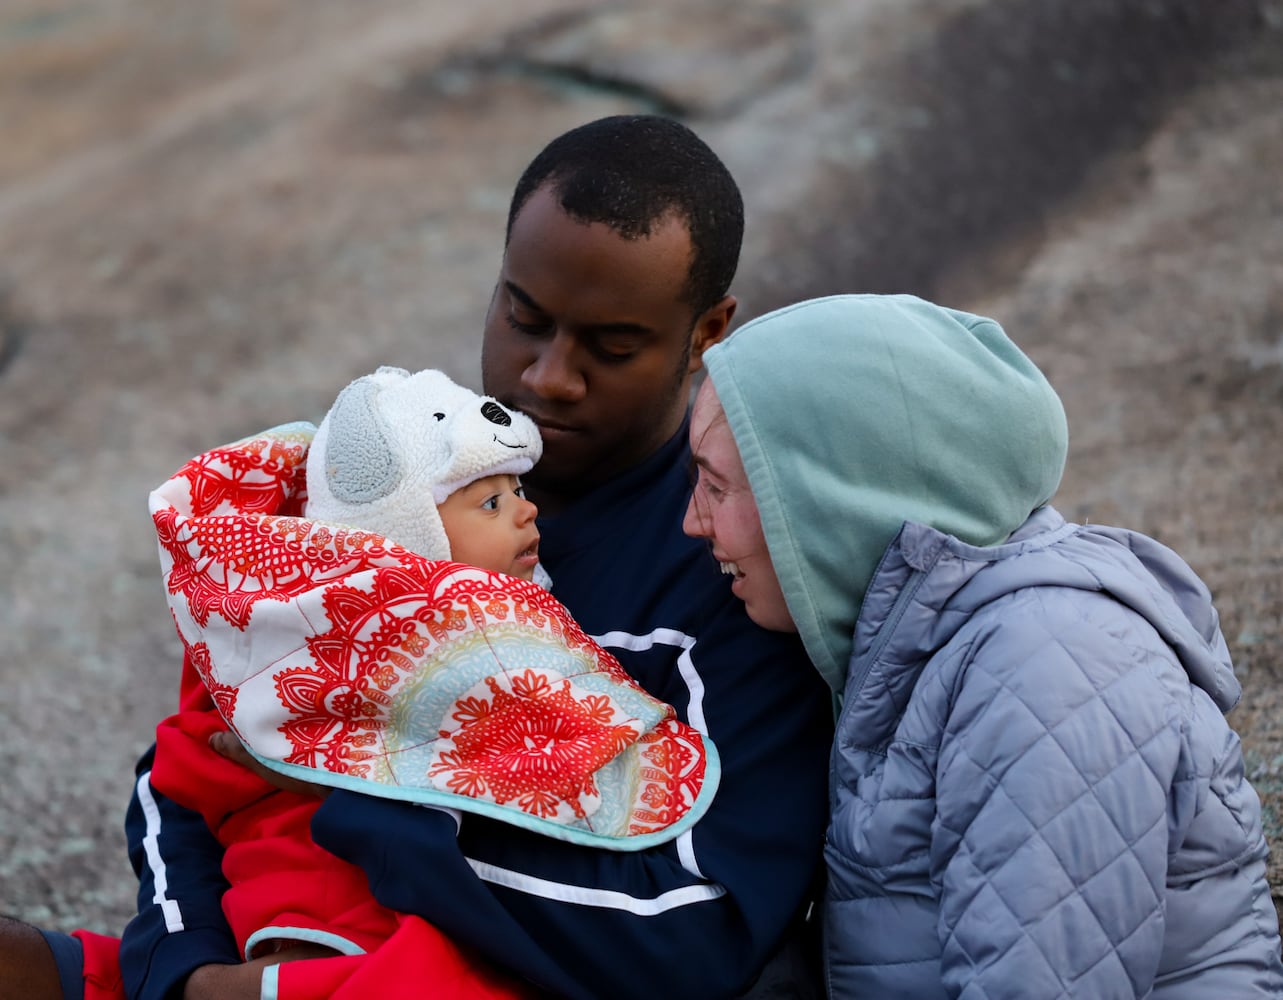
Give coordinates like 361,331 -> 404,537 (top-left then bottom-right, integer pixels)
437,474 -> 541,580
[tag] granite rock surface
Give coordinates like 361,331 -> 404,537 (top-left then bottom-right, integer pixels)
1,0 -> 1280,934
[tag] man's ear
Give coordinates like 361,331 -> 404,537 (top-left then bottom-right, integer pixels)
687,295 -> 737,373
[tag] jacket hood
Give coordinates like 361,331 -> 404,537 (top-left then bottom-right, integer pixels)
703,294 -> 1068,692
871,509 -> 1241,714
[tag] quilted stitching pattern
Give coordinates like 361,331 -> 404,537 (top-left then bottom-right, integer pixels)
824,510 -> 1282,999
935,591 -> 1173,997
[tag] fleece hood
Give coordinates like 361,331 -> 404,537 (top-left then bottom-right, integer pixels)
703,294 -> 1068,692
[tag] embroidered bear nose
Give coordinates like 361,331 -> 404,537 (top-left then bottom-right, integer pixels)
481,401 -> 512,427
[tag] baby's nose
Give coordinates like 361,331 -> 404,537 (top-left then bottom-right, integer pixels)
481,401 -> 512,427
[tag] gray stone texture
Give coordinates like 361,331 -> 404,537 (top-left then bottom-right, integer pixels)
1,0 -> 1281,936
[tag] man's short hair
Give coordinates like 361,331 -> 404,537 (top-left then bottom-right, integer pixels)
506,115 -> 744,319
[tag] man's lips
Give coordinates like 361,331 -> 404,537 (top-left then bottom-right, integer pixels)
505,405 -> 583,435
532,418 -> 582,435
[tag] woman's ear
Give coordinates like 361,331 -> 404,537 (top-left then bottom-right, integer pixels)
688,295 -> 737,373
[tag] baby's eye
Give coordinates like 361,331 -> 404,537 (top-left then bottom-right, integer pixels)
481,495 -> 501,512
514,485 -> 526,500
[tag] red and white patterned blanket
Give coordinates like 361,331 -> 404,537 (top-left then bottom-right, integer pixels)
148,423 -> 719,850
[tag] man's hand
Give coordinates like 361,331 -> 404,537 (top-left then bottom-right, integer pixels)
182,960 -> 265,1000
183,944 -> 342,1000
208,731 -> 329,798
0,918 -> 64,1000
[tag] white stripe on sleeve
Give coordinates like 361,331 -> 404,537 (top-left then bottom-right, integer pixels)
136,770 -> 186,933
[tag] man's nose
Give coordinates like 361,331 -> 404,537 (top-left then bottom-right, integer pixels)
521,333 -> 586,403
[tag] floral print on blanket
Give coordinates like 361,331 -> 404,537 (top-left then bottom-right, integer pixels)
148,423 -> 719,849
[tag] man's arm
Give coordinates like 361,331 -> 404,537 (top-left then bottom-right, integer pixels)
120,638 -> 293,1000
120,744 -> 241,1000
312,595 -> 832,1000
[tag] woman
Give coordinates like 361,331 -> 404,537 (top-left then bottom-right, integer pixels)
683,293 -> 1283,998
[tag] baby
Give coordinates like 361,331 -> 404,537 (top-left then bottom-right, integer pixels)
139,368 -> 715,999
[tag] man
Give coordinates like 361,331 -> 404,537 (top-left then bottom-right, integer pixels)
13,115 -> 832,1000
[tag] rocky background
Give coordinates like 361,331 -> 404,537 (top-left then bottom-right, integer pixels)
2,0 -> 1281,934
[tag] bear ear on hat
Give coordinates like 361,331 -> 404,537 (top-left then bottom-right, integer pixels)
322,374 -> 402,503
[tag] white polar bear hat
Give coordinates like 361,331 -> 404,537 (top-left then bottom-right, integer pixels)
304,366 -> 543,559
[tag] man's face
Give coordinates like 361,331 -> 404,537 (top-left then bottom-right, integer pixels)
481,185 -> 731,509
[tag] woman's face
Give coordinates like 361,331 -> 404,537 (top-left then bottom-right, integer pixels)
682,382 -> 796,634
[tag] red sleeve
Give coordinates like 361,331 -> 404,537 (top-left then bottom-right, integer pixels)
271,916 -> 535,1000
149,647 -> 278,840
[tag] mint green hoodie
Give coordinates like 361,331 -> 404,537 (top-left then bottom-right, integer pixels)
702,294 -> 1068,692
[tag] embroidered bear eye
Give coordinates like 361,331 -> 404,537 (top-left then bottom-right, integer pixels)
433,413 -> 445,421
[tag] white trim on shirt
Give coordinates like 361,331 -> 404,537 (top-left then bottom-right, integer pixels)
591,628 -> 707,735
587,628 -> 709,879
466,858 -> 726,915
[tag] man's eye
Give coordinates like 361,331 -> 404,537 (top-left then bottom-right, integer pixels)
506,311 -> 551,336
592,338 -> 642,364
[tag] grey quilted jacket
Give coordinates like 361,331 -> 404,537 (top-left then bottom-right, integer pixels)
825,506 -> 1283,998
